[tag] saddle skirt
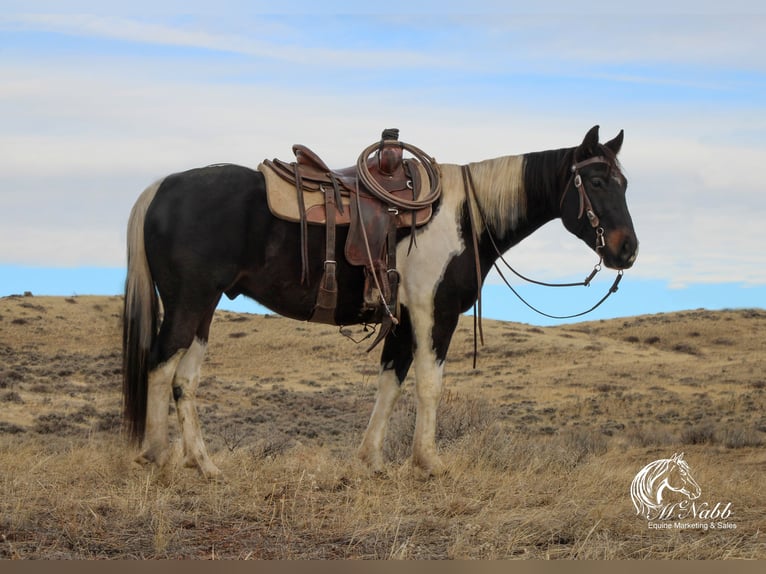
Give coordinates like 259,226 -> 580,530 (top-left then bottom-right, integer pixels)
258,154 -> 433,228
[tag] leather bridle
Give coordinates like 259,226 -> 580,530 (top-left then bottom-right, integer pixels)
461,155 -> 625,365
560,154 -> 617,254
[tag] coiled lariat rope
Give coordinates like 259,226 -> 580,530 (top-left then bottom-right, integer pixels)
356,141 -> 442,210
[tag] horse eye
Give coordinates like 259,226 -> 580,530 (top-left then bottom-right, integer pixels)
591,177 -> 604,188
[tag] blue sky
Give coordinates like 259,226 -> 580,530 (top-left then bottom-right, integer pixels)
1,1 -> 765,325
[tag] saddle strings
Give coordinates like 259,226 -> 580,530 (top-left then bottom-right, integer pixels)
353,179 -> 399,328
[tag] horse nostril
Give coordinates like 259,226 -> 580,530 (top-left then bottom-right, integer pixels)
605,230 -> 638,268
621,237 -> 638,265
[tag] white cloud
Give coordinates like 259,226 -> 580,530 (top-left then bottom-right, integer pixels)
2,13 -> 443,69
1,8 -> 764,292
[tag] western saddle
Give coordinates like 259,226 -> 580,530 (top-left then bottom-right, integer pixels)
260,129 -> 441,346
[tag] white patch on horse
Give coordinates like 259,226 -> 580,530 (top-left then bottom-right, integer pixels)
411,348 -> 445,474
394,164 -> 467,473
397,164 -> 466,313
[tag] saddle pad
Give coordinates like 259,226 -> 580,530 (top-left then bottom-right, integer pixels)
258,161 -> 433,227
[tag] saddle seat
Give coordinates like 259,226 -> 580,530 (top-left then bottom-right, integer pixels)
263,146 -> 432,227
291,142 -> 413,195
258,129 -> 440,344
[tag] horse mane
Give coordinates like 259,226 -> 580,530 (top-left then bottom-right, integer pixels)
524,142 -> 626,210
631,458 -> 672,517
466,154 -> 526,237
631,453 -> 690,519
464,140 -> 625,239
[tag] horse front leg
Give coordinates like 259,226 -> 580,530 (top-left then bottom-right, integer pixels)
411,344 -> 446,476
409,306 -> 459,477
358,309 -> 413,473
357,369 -> 401,473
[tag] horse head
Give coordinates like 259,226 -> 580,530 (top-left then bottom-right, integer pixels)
560,125 -> 639,270
664,452 -> 702,501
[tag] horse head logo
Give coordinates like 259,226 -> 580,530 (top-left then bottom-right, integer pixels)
630,453 -> 702,520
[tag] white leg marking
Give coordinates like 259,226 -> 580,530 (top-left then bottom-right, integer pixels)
411,346 -> 446,475
137,351 -> 183,467
173,338 -> 221,479
358,368 -> 401,472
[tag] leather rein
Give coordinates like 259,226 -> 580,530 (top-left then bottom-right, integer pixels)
461,155 -> 624,365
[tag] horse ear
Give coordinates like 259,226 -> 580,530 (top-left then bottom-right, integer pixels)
605,129 -> 624,155
577,125 -> 600,159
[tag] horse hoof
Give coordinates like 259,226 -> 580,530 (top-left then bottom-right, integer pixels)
413,455 -> 447,478
357,449 -> 386,475
134,448 -> 169,468
198,463 -> 224,482
203,470 -> 226,483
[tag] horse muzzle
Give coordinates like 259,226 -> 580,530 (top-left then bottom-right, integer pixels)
601,228 -> 639,270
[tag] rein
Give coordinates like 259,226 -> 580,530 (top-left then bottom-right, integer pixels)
461,159 -> 624,365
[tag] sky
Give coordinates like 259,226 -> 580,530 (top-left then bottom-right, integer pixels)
1,1 -> 765,325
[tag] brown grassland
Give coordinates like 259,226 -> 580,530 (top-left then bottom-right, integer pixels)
0,294 -> 764,559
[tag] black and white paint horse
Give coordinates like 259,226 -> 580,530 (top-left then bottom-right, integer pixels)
123,125 -> 638,478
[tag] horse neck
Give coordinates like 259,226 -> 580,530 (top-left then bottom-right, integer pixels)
649,460 -> 680,504
655,478 -> 673,505
467,146 -> 573,251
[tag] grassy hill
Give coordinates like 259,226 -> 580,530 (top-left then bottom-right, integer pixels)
1,295 -> 764,558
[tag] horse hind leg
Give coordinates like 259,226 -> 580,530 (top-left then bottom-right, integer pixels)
172,336 -> 222,479
136,296 -> 220,478
135,351 -> 183,468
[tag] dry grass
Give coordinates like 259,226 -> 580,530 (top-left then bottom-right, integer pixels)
1,295 -> 765,559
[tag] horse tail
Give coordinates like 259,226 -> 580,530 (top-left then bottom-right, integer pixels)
122,180 -> 162,445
